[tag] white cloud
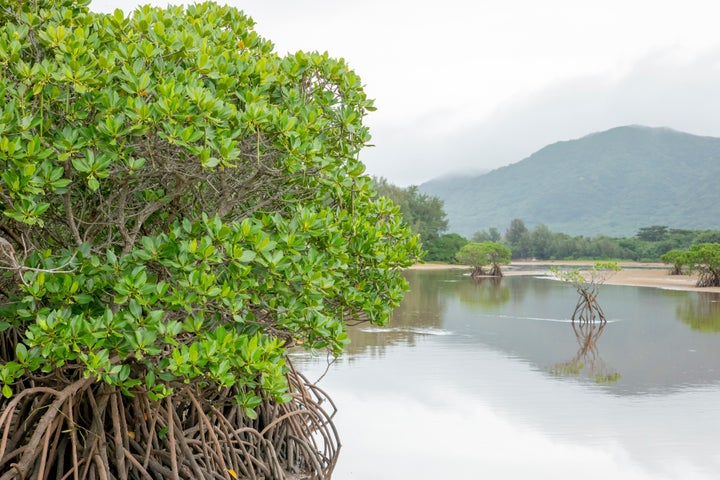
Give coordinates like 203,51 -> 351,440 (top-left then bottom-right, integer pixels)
362,45 -> 720,185
89,0 -> 720,185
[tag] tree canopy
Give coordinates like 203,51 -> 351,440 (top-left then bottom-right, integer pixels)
373,177 -> 448,241
504,218 -> 532,258
660,249 -> 688,275
455,241 -> 511,277
471,220 -> 720,262
472,227 -> 501,243
658,243 -> 720,286
373,177 -> 452,262
686,243 -> 720,287
423,233 -> 467,263
0,1 -> 420,478
637,225 -> 669,242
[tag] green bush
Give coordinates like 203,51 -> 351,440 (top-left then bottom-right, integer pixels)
0,1 -> 421,477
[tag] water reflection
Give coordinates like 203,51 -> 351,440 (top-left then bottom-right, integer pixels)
454,276 -> 511,308
340,271 -> 720,393
677,294 -> 720,332
342,269 -> 446,356
550,321 -> 620,383
293,271 -> 720,479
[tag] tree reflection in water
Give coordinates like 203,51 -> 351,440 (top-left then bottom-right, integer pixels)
342,270 -> 447,357
677,293 -> 720,332
550,321 -> 621,384
455,276 -> 511,308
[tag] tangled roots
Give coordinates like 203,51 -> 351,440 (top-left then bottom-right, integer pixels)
696,270 -> 720,288
0,363 -> 339,480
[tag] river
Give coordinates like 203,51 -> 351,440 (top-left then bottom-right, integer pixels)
293,269 -> 720,479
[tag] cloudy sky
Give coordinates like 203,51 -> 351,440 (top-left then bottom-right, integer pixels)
90,0 -> 720,185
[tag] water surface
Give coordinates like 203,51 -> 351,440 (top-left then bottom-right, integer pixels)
294,269 -> 720,479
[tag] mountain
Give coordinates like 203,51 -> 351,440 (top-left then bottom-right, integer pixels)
419,126 -> 720,237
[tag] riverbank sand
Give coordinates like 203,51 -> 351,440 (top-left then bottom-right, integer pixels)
410,261 -> 720,293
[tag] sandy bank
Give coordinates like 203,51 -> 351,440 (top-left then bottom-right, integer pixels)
409,261 -> 720,293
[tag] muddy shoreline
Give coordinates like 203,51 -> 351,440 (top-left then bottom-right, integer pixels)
409,261 -> 720,293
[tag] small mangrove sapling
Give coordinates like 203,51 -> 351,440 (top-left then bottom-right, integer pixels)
551,262 -> 621,323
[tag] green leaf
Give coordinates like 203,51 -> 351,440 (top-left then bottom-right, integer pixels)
118,364 -> 131,381
201,156 -> 220,169
87,175 -> 100,191
71,157 -> 91,173
244,407 -> 258,420
15,343 -> 27,363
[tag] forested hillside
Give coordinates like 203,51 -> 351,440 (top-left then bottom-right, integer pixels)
420,126 -> 720,237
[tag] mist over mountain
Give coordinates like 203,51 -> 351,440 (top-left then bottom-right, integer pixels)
420,126 -> 720,237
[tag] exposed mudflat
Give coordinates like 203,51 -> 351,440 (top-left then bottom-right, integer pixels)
410,261 -> 720,293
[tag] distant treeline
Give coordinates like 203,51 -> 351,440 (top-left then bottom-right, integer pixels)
474,221 -> 720,262
373,178 -> 720,263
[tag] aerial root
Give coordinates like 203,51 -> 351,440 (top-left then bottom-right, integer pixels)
571,286 -> 606,324
0,361 -> 338,480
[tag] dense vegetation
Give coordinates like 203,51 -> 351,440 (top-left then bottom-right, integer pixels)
420,126 -> 720,237
374,177 -> 467,262
493,220 -> 720,261
375,174 -> 720,264
373,177 -> 447,242
455,241 -> 511,276
0,1 -> 420,478
661,244 -> 720,287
